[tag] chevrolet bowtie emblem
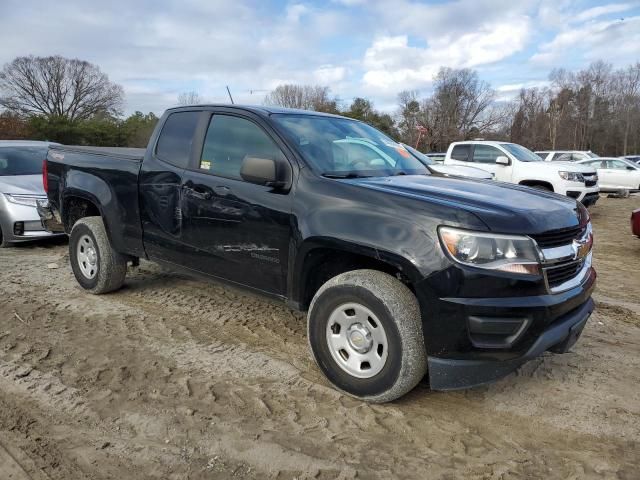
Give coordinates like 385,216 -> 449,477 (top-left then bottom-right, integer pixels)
572,236 -> 591,260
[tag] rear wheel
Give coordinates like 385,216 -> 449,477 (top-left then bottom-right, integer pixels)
307,269 -> 427,403
69,216 -> 126,294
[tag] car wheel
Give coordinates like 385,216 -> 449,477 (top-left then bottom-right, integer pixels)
307,269 -> 427,403
0,224 -> 11,248
69,216 -> 126,294
532,184 -> 552,191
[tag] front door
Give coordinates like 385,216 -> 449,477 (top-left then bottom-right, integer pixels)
471,144 -> 512,182
180,112 -> 293,296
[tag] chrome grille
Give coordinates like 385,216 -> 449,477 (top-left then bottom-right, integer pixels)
530,225 -> 585,249
545,259 -> 584,288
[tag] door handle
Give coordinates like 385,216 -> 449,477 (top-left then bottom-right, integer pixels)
184,186 -> 212,200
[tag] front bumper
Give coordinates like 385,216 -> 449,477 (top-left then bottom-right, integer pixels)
1,199 -> 65,243
416,260 -> 596,390
557,184 -> 599,205
427,297 -> 594,390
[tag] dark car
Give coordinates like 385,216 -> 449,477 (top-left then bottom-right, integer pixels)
632,209 -> 640,238
39,105 -> 595,402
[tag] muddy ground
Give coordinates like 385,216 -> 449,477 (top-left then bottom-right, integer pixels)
1,196 -> 639,480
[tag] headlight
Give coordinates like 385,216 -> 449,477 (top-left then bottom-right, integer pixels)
4,194 -> 43,207
559,171 -> 585,182
438,227 -> 541,275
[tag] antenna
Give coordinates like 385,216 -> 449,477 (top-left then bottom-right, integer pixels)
226,86 -> 234,104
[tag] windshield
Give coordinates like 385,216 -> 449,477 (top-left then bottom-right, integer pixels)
587,152 -> 599,158
500,143 -> 543,162
0,147 -> 47,176
402,144 -> 433,165
271,114 -> 429,177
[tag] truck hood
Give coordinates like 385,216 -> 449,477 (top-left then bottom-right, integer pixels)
346,175 -> 583,234
429,164 -> 493,180
0,174 -> 46,195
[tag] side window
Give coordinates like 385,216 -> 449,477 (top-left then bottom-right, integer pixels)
472,145 -> 501,164
609,160 -> 627,169
200,115 -> 283,180
451,144 -> 471,161
155,111 -> 200,168
555,153 -> 572,162
571,153 -> 585,161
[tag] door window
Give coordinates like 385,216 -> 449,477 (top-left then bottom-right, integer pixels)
472,145 -> 502,164
200,115 -> 283,179
606,160 -> 628,169
450,145 -> 471,161
155,111 -> 200,168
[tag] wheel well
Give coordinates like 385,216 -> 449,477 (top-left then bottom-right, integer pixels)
299,248 -> 409,311
63,196 -> 101,233
519,180 -> 554,191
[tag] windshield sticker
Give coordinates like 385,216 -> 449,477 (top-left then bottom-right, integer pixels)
200,160 -> 211,170
395,146 -> 410,158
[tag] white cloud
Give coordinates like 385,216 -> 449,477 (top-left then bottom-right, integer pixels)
531,16 -> 640,66
362,16 -> 531,92
314,65 -> 347,84
573,3 -> 634,23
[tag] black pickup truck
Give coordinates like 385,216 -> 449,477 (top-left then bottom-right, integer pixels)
39,105 -> 596,402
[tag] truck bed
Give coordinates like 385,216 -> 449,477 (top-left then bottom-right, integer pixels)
45,144 -> 146,258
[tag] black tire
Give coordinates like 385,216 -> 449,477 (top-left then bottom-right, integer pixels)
69,216 -> 126,294
307,269 -> 427,403
0,224 -> 8,248
531,184 -> 552,191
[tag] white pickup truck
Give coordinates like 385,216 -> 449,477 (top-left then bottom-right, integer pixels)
444,141 -> 600,207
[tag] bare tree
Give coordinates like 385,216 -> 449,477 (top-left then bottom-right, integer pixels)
612,62 -> 640,154
177,90 -> 202,106
264,85 -> 338,113
0,55 -> 124,120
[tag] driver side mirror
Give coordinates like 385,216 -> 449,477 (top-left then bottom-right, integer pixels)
240,156 -> 289,189
627,166 -> 635,171
495,155 -> 510,166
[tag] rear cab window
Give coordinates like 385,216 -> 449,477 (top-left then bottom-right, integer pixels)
155,111 -> 201,168
450,144 -> 471,161
472,145 -> 501,164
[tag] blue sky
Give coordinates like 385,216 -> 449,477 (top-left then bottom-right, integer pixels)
1,0 -> 639,115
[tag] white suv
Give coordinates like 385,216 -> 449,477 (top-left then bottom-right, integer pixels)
444,141 -> 600,207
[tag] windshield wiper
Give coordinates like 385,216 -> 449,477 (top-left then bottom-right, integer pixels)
321,172 -> 369,179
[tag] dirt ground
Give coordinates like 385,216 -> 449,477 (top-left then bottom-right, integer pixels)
0,196 -> 639,480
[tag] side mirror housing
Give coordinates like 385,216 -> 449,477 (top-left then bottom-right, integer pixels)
496,155 -> 510,166
627,166 -> 635,171
240,156 -> 289,188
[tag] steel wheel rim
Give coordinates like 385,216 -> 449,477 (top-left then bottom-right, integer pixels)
325,302 -> 388,379
77,234 -> 98,279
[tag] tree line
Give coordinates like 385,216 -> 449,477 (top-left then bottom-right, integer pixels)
1,55 -> 639,155
264,62 -> 640,156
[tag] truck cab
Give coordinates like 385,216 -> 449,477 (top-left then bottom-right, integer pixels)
444,141 -> 600,207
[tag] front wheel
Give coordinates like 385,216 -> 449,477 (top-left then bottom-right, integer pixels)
307,269 -> 427,403
69,216 -> 127,294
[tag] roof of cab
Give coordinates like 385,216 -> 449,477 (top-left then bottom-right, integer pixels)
164,104 -> 347,119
